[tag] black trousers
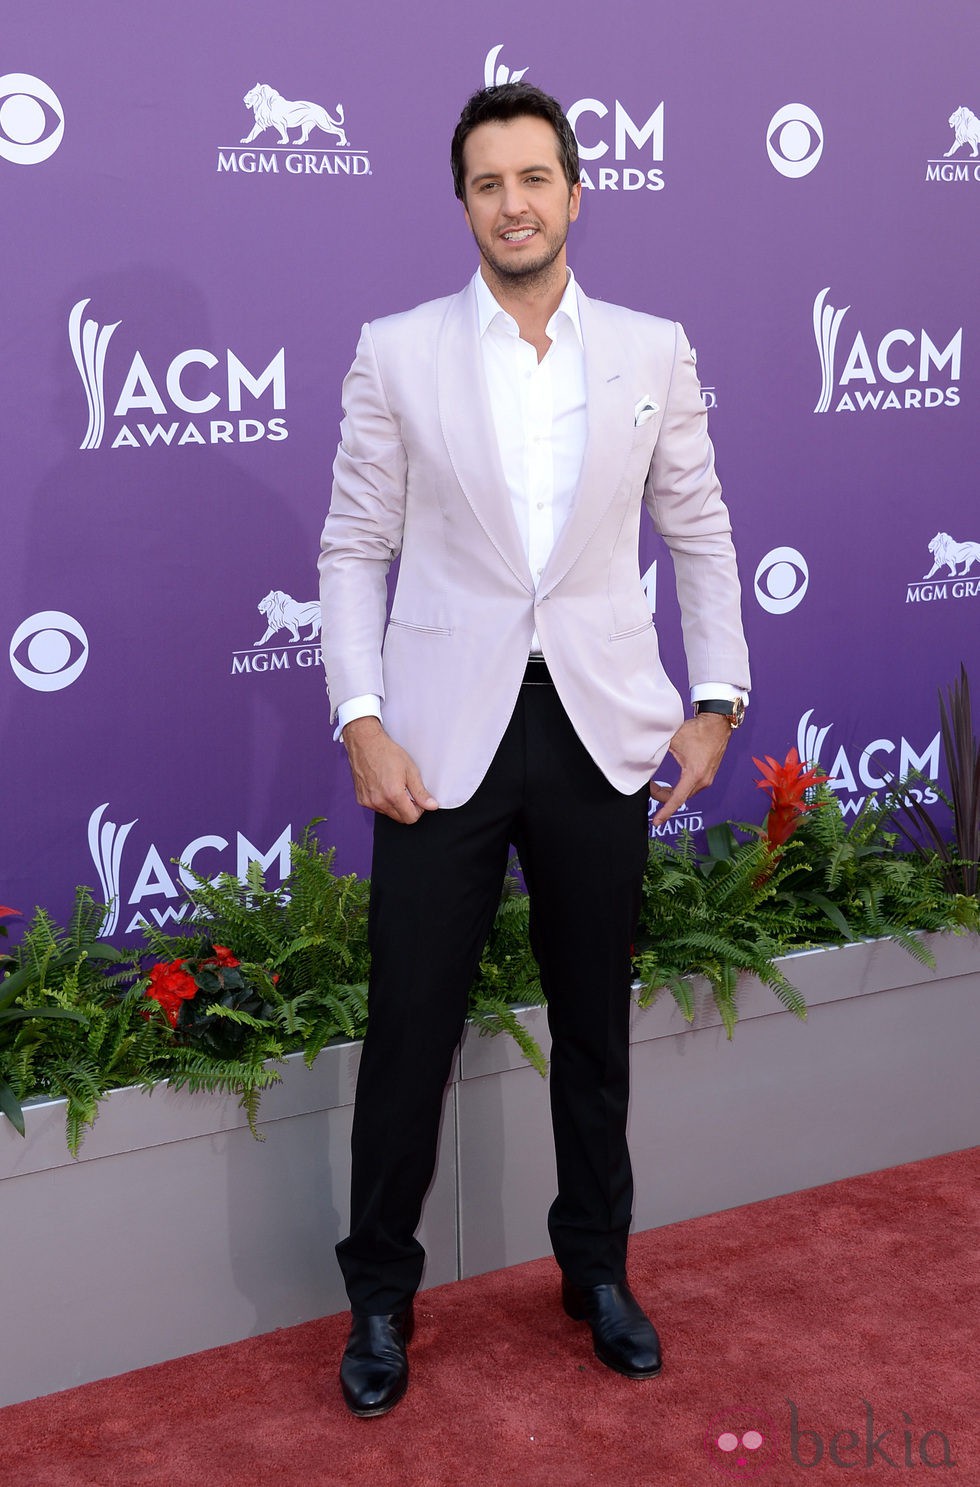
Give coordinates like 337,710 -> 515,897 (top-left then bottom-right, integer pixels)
336,665 -> 651,1313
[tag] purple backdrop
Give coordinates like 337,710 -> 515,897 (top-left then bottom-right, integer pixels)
2,0 -> 977,934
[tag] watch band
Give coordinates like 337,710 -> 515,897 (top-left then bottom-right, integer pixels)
694,698 -> 745,729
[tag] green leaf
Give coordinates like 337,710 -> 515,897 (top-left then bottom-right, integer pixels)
804,893 -> 857,941
0,1006 -> 87,1026
0,1079 -> 26,1136
0,965 -> 35,1006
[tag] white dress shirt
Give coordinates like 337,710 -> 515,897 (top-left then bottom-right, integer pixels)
476,265 -> 586,654
336,270 -> 743,735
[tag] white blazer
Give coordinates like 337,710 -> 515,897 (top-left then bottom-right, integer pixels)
319,278 -> 750,808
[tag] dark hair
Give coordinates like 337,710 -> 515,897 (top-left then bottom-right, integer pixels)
450,83 -> 581,201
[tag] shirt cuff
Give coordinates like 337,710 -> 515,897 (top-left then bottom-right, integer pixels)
690,683 -> 749,707
333,694 -> 383,743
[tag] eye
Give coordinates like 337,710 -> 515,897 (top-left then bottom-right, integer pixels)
0,73 -> 65,164
741,1431 -> 764,1450
766,103 -> 823,177
9,610 -> 89,691
754,546 -> 809,614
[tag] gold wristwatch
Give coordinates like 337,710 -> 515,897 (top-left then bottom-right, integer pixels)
693,698 -> 745,730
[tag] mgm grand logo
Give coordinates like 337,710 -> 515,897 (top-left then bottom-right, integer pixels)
217,82 -> 371,177
230,589 -> 324,675
926,104 -> 980,183
906,531 -> 980,604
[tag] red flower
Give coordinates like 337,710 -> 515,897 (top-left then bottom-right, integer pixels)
207,945 -> 240,968
145,958 -> 198,1027
0,906 -> 20,918
753,747 -> 829,849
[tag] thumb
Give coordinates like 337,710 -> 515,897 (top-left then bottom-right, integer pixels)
405,762 -> 439,811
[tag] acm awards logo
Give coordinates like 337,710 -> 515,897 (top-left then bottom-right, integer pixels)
797,711 -> 940,816
69,298 -> 287,450
216,81 -> 370,177
88,803 -> 292,935
905,531 -> 980,605
230,589 -> 325,675
812,288 -> 962,414
925,104 -> 980,183
484,46 -> 665,192
0,73 -> 64,165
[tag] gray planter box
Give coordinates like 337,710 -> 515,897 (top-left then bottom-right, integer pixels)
0,1042 -> 459,1409
455,932 -> 980,1276
2,932 -> 977,1407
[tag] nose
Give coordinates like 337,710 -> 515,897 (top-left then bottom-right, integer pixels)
499,179 -> 529,217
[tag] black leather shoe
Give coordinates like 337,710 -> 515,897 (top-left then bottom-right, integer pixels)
339,1305 -> 415,1417
562,1279 -> 662,1379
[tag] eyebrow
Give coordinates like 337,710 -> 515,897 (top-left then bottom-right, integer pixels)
468,162 -> 557,185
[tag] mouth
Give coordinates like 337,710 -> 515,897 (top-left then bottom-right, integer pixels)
500,227 -> 537,243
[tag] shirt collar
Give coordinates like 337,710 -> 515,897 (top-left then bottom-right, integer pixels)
473,267 -> 584,348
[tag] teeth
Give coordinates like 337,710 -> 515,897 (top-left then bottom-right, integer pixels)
503,228 -> 535,241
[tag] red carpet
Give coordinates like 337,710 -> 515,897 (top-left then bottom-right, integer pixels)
2,1148 -> 977,1486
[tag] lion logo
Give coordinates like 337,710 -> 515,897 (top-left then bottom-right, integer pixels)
944,106 -> 980,158
240,84 -> 348,148
923,532 -> 980,579
255,590 -> 322,646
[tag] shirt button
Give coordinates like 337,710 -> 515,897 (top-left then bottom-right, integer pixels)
536,502 -> 545,510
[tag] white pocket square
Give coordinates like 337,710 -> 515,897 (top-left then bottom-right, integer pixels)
634,396 -> 660,426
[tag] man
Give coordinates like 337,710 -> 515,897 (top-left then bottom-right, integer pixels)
318,82 -> 750,1418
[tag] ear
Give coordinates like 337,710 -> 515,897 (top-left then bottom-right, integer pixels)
568,180 -> 582,223
461,196 -> 473,234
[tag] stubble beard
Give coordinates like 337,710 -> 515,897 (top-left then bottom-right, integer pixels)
477,218 -> 570,293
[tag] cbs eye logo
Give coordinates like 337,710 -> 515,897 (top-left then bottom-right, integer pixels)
0,74 -> 65,165
766,103 -> 823,178
9,611 -> 89,691
754,547 -> 809,614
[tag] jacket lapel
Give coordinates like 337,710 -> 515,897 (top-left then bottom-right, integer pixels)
539,290 -> 635,597
437,282 -> 534,593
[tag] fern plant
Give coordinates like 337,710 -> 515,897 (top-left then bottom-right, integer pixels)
771,786 -> 974,952
147,821 -> 372,1058
0,888 -> 143,1145
635,831 -> 808,1037
634,777 -> 975,1039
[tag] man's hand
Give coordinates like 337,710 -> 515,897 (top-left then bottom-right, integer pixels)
649,712 -> 733,826
341,716 -> 439,823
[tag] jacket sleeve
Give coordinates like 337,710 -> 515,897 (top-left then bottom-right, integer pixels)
643,322 -> 751,695
318,321 -> 408,723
